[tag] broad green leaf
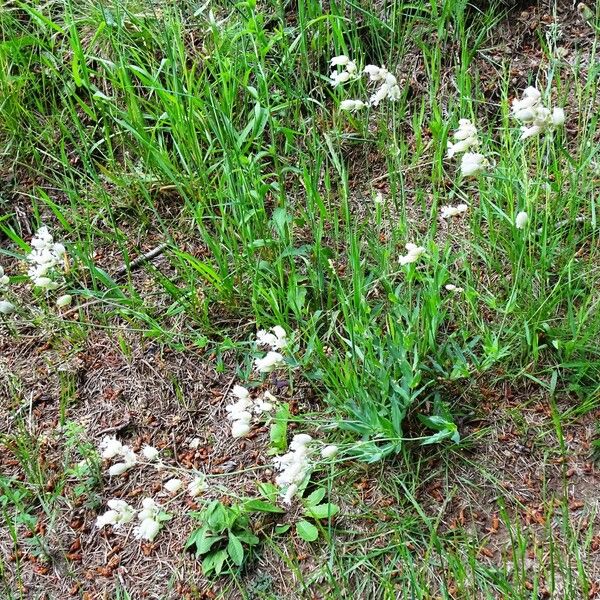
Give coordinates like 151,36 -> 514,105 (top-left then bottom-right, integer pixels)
227,533 -> 244,566
304,488 -> 326,507
296,519 -> 319,542
244,499 -> 284,513
305,503 -> 340,520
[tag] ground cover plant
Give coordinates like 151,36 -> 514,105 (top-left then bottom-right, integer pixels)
1,0 -> 600,598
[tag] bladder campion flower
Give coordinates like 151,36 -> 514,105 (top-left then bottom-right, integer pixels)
27,226 -> 67,288
142,445 -> 160,461
274,434 -> 313,504
512,87 -> 565,140
446,119 -> 479,158
460,152 -> 488,177
399,243 -> 426,266
321,445 -> 339,459
340,99 -> 367,112
515,211 -> 529,229
256,326 -> 287,351
440,204 -> 468,219
164,478 -> 183,493
96,499 -> 136,529
0,300 -> 15,315
188,475 -> 207,498
56,294 -> 72,308
254,351 -> 285,373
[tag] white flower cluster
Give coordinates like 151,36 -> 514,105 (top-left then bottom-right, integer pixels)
273,434 -> 313,504
446,119 -> 479,158
135,498 -> 163,541
515,211 -> 529,229
440,204 -> 468,219
329,55 -> 360,87
254,326 -> 287,372
96,499 -> 136,529
96,496 -> 166,541
0,266 -> 15,315
99,435 -> 138,476
272,436 -> 340,504
225,385 -> 276,438
363,65 -> 401,106
512,87 -> 565,140
399,243 -> 426,266
27,226 -> 67,290
446,119 -> 488,177
331,56 -> 401,110
95,437 -> 209,541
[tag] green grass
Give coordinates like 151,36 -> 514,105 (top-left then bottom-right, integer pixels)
1,0 -> 600,597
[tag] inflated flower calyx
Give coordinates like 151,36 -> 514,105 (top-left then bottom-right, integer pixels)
511,87 -> 565,140
399,243 -> 426,266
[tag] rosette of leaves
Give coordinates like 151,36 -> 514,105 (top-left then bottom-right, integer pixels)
186,500 -> 260,576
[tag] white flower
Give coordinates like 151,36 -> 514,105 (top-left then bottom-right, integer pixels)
105,443 -> 137,476
164,478 -> 183,493
512,86 -> 541,121
447,119 -> 479,158
99,436 -> 124,459
254,351 -> 285,373
363,66 -> 401,106
330,55 -> 350,67
460,152 -> 488,177
290,434 -> 313,449
34,276 -> 59,290
95,509 -> 119,528
142,445 -> 160,461
552,107 -> 565,127
56,294 -> 72,308
273,434 -> 314,504
321,445 -> 339,459
189,437 -> 201,449
281,483 -> 299,505
329,57 -> 359,88
27,226 -> 67,285
256,327 -> 287,351
512,87 -> 565,139
232,385 -> 250,400
231,419 -> 252,438
330,70 -> 350,87
96,499 -> 136,529
399,243 -> 426,266
0,300 -> 15,315
108,461 -> 133,477
445,284 -> 464,293
515,211 -> 529,229
138,498 -> 160,521
340,99 -> 367,112
188,476 -> 207,498
363,64 -> 388,81
253,398 -> 274,415
0,267 -> 9,289
134,518 -> 161,541
440,204 -> 468,219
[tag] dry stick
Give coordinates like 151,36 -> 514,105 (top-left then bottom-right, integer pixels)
62,242 -> 169,318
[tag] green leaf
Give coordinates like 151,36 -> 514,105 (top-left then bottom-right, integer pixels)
257,482 -> 279,502
244,499 -> 284,513
235,530 -> 260,546
227,533 -> 245,566
213,549 -> 228,575
275,523 -> 291,535
304,488 -> 326,507
270,403 -> 289,453
296,520 -> 319,542
305,503 -> 340,520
